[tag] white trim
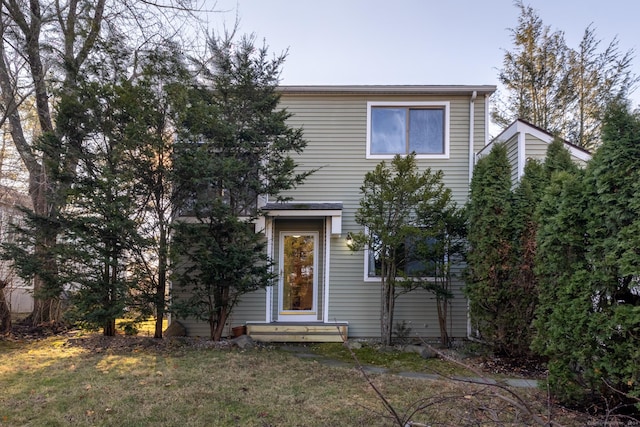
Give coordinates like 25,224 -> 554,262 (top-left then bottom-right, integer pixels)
518,129 -> 526,180
265,218 -> 273,323
366,101 -> 450,160
323,218 -> 331,322
567,145 -> 592,162
266,209 -> 342,218
476,119 -> 593,167
363,243 -> 378,283
277,231 -> 320,322
278,84 -> 497,95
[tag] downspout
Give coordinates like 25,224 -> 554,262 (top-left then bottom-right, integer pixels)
468,91 -> 477,183
484,94 -> 490,146
467,90 -> 477,339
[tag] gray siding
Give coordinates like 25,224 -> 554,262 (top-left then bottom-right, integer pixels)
504,135 -> 519,184
273,92 -> 482,338
525,134 -> 549,161
177,89 -> 490,340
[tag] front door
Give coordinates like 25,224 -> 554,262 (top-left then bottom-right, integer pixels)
278,232 -> 318,321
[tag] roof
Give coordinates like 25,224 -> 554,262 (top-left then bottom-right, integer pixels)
277,85 -> 497,96
488,118 -> 591,156
262,202 -> 344,235
263,202 -> 343,211
479,119 -> 592,162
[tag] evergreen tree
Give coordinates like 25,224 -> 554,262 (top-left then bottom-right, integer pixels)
350,153 -> 453,346
125,45 -> 193,339
531,169 -> 590,402
566,26 -> 637,149
581,100 -> 640,406
60,79 -> 152,336
507,159 -> 546,355
170,33 -> 309,341
495,1 -> 637,150
534,99 -> 640,410
494,1 -> 571,132
465,144 -> 515,354
415,202 -> 466,347
544,137 -> 580,177
0,0 -> 201,325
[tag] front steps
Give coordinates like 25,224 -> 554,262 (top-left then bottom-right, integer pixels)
246,322 -> 348,343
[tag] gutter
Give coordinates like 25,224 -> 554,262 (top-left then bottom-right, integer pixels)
277,84 -> 497,96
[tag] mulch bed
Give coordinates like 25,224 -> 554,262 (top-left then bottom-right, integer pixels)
472,355 -> 549,380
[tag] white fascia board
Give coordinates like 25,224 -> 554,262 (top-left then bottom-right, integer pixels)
567,147 -> 592,162
265,209 -> 343,217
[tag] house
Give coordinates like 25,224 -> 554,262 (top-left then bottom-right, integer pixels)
176,84 -> 501,342
477,118 -> 592,184
0,185 -> 33,315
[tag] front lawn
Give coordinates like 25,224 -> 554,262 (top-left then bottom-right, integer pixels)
0,334 -> 591,426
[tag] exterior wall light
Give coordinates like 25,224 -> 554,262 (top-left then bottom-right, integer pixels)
346,232 -> 354,248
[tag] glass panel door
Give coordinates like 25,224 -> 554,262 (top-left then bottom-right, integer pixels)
279,233 -> 317,320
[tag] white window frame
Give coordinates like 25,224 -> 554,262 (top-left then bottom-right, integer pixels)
366,101 -> 450,160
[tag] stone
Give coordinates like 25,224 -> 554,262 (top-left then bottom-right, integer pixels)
404,344 -> 437,359
345,340 -> 362,350
163,320 -> 187,337
230,334 -> 255,350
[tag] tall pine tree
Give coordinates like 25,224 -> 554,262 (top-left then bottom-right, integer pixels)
465,144 -> 515,354
171,33 -> 310,341
534,100 -> 640,410
494,1 -> 637,150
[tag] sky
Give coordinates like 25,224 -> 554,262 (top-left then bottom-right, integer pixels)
202,0 -> 640,111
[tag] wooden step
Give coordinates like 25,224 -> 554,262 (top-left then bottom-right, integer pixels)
246,322 -> 348,343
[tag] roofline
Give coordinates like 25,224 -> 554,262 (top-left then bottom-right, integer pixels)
277,85 -> 497,96
478,118 -> 592,161
514,118 -> 591,156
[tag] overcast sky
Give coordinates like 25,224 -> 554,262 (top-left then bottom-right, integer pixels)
203,0 -> 640,110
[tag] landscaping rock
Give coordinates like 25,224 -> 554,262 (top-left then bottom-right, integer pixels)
344,340 -> 362,350
230,334 -> 255,350
403,344 -> 437,359
163,320 -> 187,337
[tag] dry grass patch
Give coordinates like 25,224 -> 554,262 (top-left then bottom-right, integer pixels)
0,335 -> 593,426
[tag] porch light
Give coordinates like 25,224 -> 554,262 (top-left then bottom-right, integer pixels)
346,232 -> 354,248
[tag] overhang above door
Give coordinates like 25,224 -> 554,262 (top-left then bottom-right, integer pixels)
260,201 -> 343,235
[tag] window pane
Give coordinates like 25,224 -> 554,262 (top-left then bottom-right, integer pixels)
367,233 -> 439,278
409,109 -> 444,154
371,108 -> 406,154
283,235 -> 315,311
368,235 -> 382,277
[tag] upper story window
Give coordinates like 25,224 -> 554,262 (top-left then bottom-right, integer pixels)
366,101 -> 450,159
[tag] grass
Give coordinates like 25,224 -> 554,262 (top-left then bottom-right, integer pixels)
114,318 -> 167,336
0,335 -> 591,426
310,342 -> 476,377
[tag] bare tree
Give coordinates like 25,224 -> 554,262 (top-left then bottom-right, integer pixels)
0,0 -> 203,325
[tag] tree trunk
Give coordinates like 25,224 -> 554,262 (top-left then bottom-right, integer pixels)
213,305 -> 229,341
381,276 -> 395,347
436,295 -> 449,347
154,224 -> 168,339
103,318 -> 116,336
29,176 -> 63,326
0,280 -> 11,334
0,0 -> 106,328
